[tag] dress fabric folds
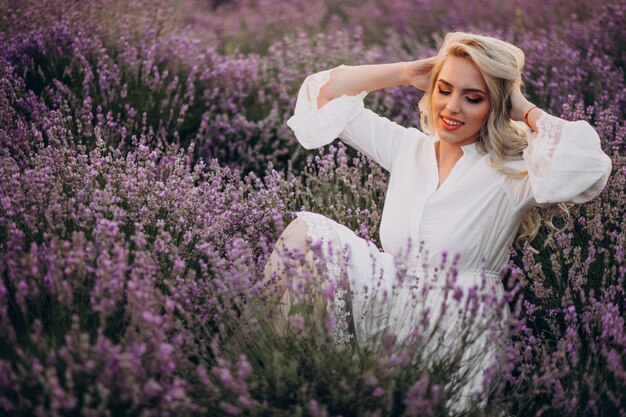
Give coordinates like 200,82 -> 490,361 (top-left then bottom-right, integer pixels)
285,66 -> 613,404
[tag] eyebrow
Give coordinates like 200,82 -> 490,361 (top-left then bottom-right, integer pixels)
437,79 -> 487,95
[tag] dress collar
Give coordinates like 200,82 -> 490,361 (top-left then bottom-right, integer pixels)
432,136 -> 479,156
460,141 -> 478,156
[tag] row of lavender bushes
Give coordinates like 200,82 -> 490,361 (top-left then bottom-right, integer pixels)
1,0 -> 625,415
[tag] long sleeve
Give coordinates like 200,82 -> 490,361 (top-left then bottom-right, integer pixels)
510,112 -> 612,208
286,65 -> 420,172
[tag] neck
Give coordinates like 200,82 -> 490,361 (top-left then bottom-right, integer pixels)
436,139 -> 465,163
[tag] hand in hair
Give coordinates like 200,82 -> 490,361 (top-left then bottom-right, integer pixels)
404,57 -> 437,91
509,82 -> 540,129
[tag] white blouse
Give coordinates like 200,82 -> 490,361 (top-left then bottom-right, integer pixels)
287,66 -> 613,276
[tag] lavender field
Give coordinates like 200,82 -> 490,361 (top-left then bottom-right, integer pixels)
0,0 -> 625,415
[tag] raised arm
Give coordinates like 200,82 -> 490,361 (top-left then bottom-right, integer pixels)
508,86 -> 612,207
317,59 -> 436,109
508,84 -> 546,133
286,59 -> 435,172
317,63 -> 406,109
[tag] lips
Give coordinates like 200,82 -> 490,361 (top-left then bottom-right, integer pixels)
440,114 -> 464,131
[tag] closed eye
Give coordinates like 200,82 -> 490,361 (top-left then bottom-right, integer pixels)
439,89 -> 483,104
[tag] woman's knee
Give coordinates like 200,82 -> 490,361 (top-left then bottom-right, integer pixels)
277,216 -> 345,267
277,217 -> 310,254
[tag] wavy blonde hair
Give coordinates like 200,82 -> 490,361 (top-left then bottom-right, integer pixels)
417,32 -> 570,249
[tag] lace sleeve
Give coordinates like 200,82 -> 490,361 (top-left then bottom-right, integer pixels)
519,112 -> 612,207
303,65 -> 346,112
286,65 -> 368,150
527,112 -> 564,166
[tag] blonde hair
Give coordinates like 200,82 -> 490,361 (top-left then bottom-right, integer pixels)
418,32 -> 570,248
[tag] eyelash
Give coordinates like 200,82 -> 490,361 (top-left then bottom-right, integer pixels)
437,89 -> 483,104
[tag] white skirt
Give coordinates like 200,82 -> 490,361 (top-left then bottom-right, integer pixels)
295,211 -> 510,406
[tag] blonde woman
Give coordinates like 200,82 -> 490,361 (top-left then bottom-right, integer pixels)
265,32 -> 612,407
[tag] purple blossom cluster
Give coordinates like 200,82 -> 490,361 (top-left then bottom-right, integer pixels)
1,0 -> 625,415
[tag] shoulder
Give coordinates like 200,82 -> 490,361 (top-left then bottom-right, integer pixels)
358,108 -> 432,143
361,108 -> 429,133
490,156 -> 535,210
499,157 -> 527,172
408,126 -> 432,143
492,157 -> 530,187
405,129 -> 434,155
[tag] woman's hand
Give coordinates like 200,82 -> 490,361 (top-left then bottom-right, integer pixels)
404,57 -> 437,91
509,82 -> 536,122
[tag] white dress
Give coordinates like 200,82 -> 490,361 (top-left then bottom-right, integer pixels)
285,66 -> 613,402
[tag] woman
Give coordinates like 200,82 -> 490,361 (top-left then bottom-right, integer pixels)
263,32 -> 612,405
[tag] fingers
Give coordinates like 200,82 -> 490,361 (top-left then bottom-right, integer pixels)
509,88 -> 533,121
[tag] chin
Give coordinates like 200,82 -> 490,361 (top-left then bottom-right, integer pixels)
436,127 -> 478,146
436,129 -> 461,143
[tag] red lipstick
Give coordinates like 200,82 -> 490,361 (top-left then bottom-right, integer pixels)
440,115 -> 464,131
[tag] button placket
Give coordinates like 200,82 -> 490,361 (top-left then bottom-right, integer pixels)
414,138 -> 472,267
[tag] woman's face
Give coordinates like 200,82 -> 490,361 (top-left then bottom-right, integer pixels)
431,55 -> 491,147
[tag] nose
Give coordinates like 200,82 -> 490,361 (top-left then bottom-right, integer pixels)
445,93 -> 462,114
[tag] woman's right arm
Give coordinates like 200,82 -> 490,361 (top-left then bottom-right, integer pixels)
317,59 -> 435,109
287,59 -> 435,171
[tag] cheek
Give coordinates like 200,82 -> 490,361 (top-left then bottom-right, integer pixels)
470,104 -> 490,126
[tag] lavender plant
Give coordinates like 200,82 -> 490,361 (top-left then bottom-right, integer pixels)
203,244 -> 513,417
497,156 -> 626,416
0,107 -> 301,415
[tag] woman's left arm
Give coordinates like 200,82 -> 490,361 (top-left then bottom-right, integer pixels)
509,86 -> 613,206
508,85 -> 550,132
